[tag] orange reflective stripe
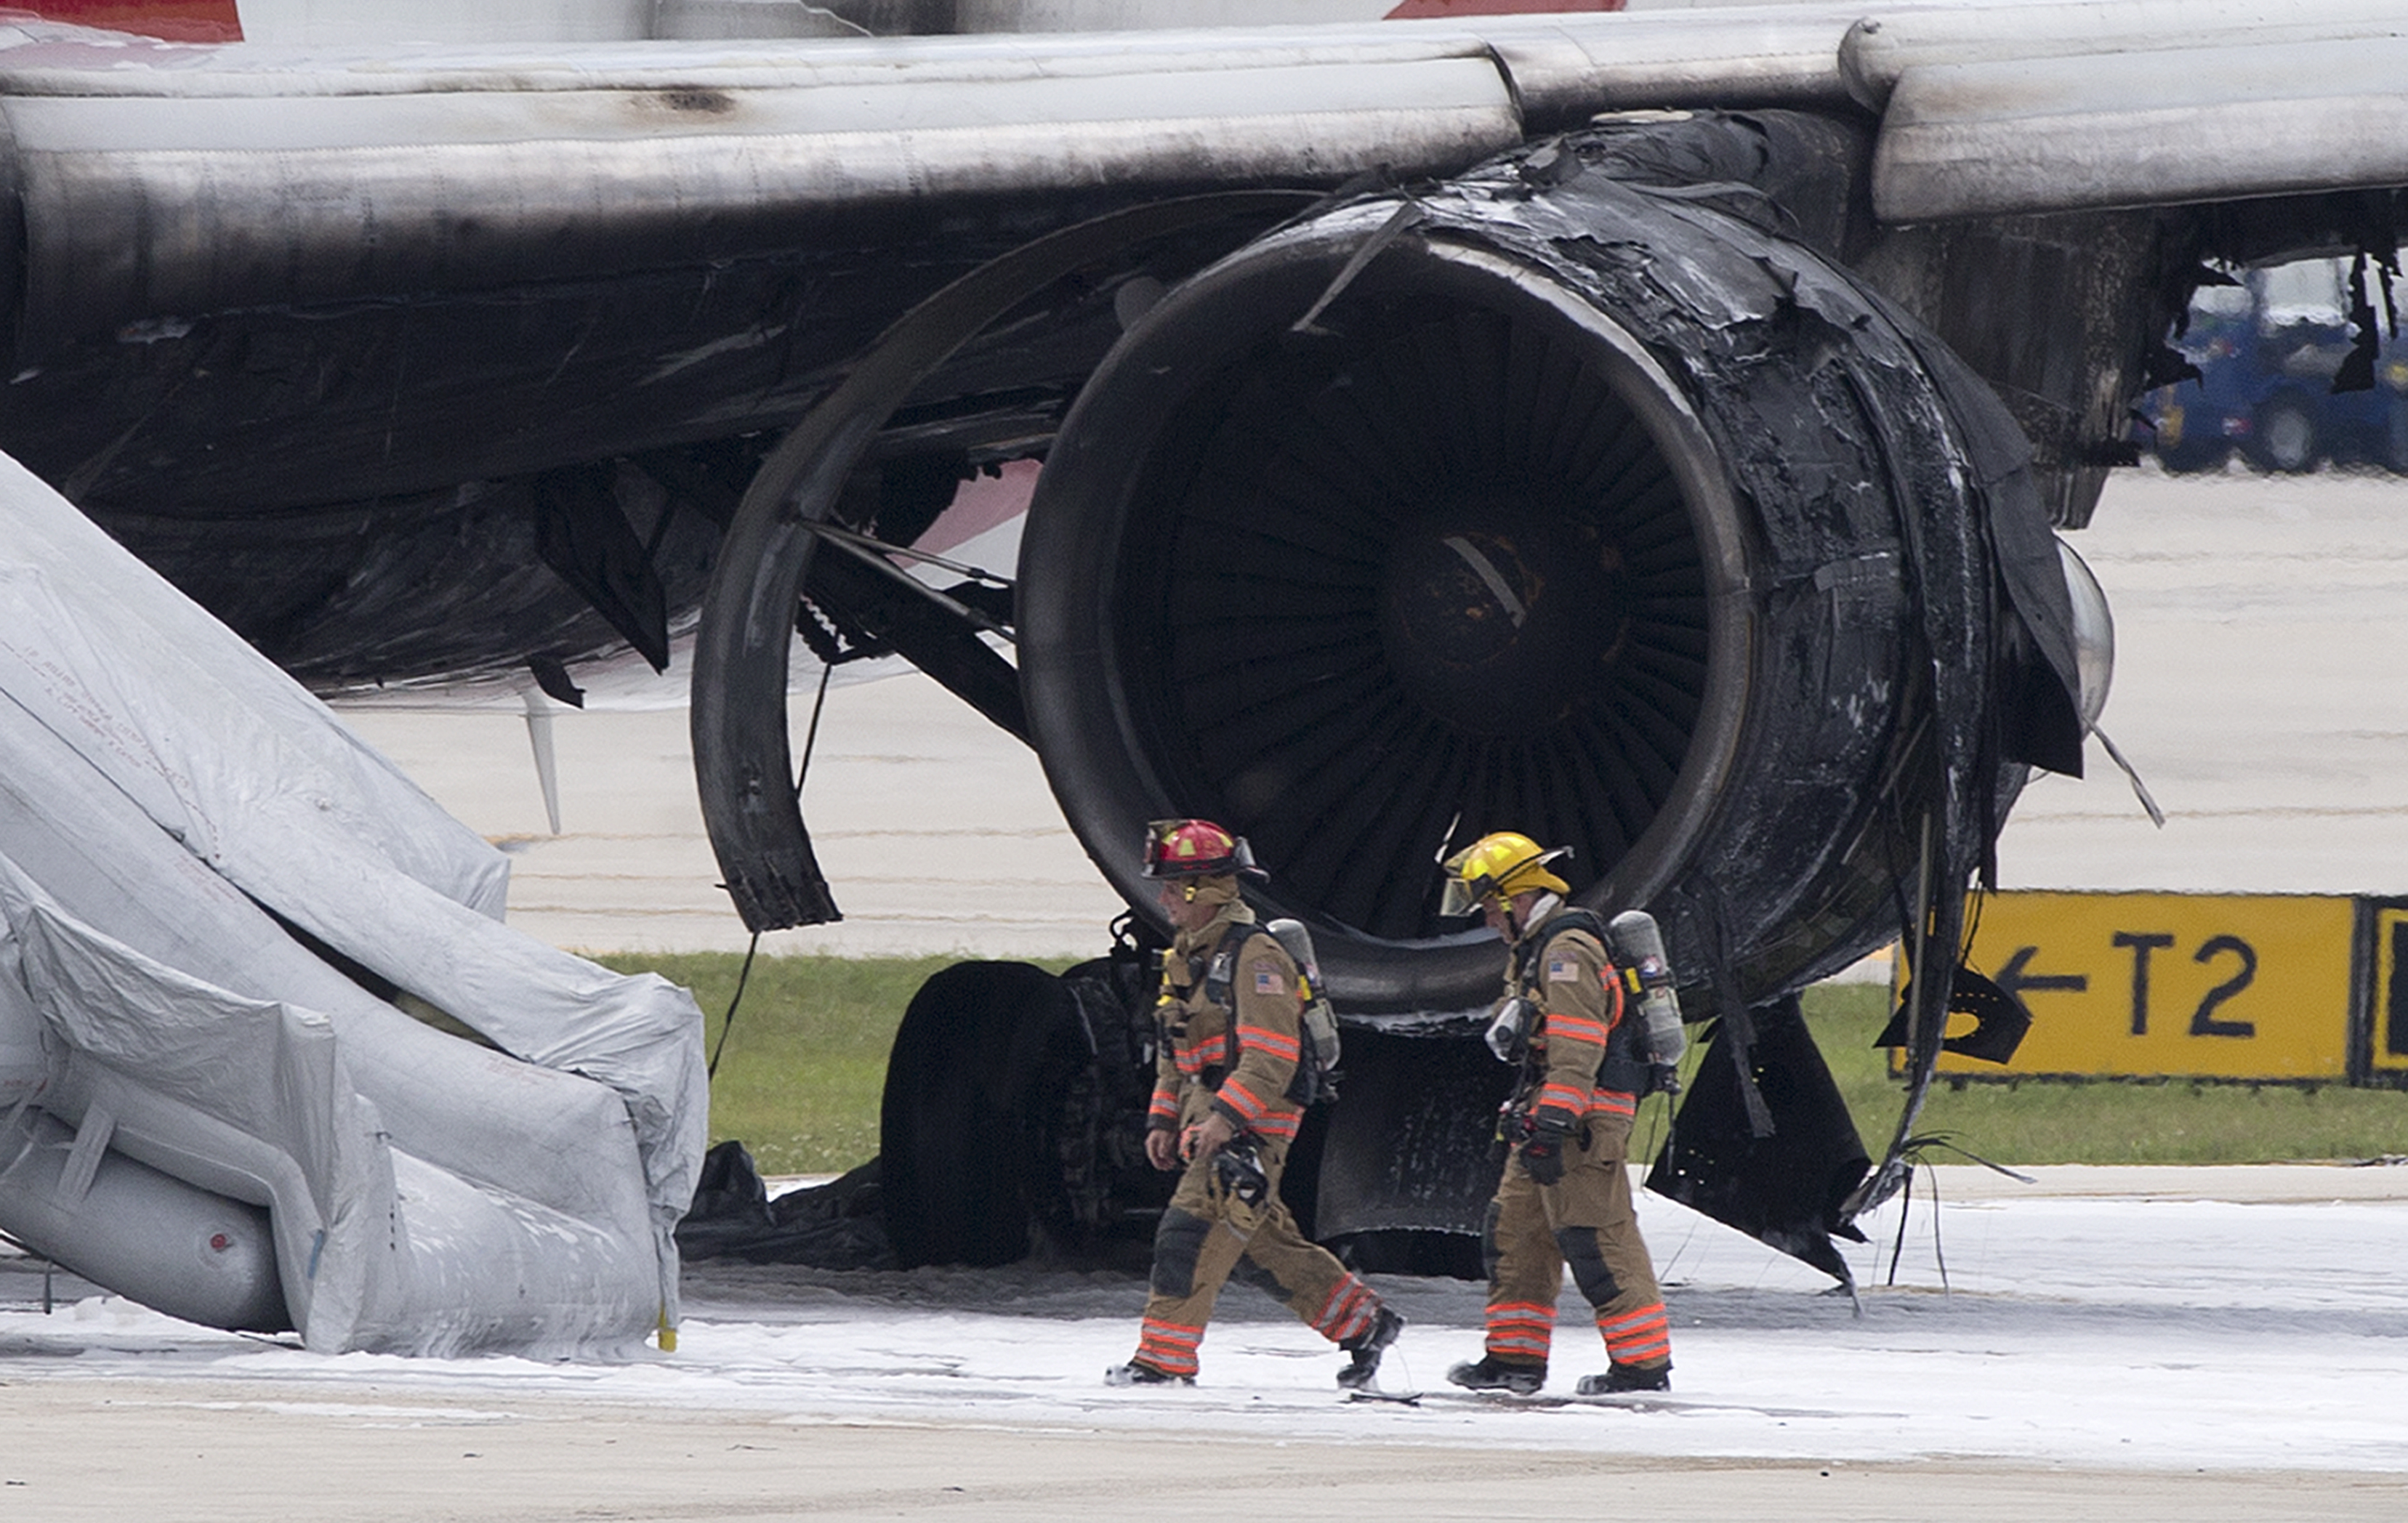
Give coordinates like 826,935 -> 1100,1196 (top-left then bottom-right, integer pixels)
1219,1078 -> 1269,1120
1174,1035 -> 1230,1078
1484,1298 -> 1555,1360
1485,1304 -> 1555,1333
1314,1276 -> 1376,1342
1598,1304 -> 1671,1362
1590,1090 -> 1637,1118
1545,1012 -> 1609,1046
1136,1349 -> 1195,1375
1137,1317 -> 1204,1376
1234,1025 -> 1300,1061
1538,1081 -> 1592,1110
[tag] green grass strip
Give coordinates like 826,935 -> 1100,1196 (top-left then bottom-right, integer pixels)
599,953 -> 2407,1176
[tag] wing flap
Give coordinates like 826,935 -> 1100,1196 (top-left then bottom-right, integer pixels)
1875,36 -> 2408,221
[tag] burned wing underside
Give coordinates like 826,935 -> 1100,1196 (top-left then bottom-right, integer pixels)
35,201 -> 1277,691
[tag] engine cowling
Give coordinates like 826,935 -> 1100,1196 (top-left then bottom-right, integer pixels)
1020,134 -> 2088,1014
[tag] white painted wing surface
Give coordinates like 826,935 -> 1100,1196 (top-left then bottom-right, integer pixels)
0,0 -> 2402,345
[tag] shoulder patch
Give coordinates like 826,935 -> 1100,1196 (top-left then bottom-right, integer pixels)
1547,956 -> 1578,984
1250,960 -> 1286,996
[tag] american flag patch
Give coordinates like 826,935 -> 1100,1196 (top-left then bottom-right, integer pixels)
1252,964 -> 1285,995
1547,957 -> 1577,983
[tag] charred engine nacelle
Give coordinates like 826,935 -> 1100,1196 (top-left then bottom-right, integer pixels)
1020,143 -> 2089,1016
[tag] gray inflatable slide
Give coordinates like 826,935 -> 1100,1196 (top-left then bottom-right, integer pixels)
0,452 -> 707,1355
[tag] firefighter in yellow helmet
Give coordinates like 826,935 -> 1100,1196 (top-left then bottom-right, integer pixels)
1106,818 -> 1403,1389
1439,831 -> 1674,1397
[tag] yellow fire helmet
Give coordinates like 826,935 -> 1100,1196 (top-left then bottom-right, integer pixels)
1439,831 -> 1572,917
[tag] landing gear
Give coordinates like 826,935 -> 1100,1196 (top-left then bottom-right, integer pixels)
877,948 -> 1169,1269
874,953 -> 1507,1276
877,961 -> 1084,1267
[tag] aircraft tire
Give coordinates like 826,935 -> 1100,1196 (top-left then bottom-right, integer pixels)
878,961 -> 1082,1268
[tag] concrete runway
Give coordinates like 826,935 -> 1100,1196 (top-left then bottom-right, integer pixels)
342,669 -> 1129,961
2000,466 -> 2408,898
0,1386 -> 2393,1522
7,1161 -> 2406,1522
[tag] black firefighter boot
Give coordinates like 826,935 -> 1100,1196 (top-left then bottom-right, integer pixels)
1446,1353 -> 1545,1396
1576,1362 -> 1672,1396
1104,1360 -> 1192,1388
1336,1306 -> 1406,1389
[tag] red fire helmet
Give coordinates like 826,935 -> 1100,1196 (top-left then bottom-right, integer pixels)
1141,817 -> 1263,880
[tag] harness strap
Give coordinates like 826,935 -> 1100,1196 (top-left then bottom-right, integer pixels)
1516,909 -> 1648,1099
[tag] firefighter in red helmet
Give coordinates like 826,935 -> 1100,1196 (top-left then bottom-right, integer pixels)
1106,818 -> 1403,1389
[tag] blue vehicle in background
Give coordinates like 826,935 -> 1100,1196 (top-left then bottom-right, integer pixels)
2139,257 -> 2408,473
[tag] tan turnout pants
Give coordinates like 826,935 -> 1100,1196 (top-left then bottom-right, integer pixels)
1132,1135 -> 1380,1379
1481,1110 -> 1672,1373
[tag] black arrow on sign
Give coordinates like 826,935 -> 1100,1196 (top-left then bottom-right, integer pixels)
1995,946 -> 2088,1010
1908,948 -> 2086,1065
1876,950 -> 2077,1065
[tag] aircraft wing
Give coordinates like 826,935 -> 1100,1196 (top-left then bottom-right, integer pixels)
0,3 -> 2398,331
4,3 -> 2406,352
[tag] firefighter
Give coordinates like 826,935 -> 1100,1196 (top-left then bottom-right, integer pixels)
1439,831 -> 1674,1397
1106,817 -> 1404,1389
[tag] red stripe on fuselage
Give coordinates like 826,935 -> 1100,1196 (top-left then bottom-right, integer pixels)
6,2 -> 241,42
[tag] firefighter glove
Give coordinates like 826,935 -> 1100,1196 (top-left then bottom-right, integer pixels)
1521,1118 -> 1575,1187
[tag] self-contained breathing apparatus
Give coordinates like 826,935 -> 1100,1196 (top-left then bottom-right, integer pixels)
1483,907 -> 1688,1099
1169,917 -> 1337,1208
1145,815 -> 1338,1108
1196,917 -> 1342,1108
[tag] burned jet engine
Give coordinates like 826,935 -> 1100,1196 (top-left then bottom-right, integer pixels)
877,118 -> 2098,1274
